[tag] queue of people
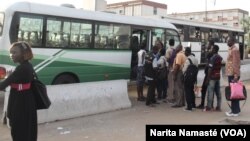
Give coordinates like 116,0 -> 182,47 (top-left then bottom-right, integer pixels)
136,36 -> 242,117
0,35 -> 243,141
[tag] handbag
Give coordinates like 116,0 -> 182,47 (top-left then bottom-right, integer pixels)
225,81 -> 247,101
32,72 -> 51,110
230,81 -> 246,100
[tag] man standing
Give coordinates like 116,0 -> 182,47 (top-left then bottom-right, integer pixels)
225,36 -> 241,116
182,47 -> 198,111
136,42 -> 146,101
172,45 -> 186,108
204,45 -> 223,111
197,40 -> 215,109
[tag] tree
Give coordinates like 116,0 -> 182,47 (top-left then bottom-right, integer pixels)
241,17 -> 250,59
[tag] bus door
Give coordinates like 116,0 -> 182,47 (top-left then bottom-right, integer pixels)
130,27 -> 151,80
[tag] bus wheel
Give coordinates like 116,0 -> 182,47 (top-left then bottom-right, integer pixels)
52,74 -> 78,85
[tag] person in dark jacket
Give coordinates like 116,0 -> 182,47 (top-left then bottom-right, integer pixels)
144,46 -> 159,107
0,41 -> 37,141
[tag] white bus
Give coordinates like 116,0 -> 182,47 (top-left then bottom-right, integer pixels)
0,2 -> 180,84
163,16 -> 245,65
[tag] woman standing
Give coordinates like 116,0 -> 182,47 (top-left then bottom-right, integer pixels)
225,37 -> 241,117
0,41 -> 37,141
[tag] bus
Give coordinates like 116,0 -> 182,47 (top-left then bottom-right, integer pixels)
162,16 -> 245,65
0,2 -> 180,84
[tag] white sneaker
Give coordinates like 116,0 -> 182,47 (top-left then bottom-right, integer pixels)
225,111 -> 231,115
225,112 -> 239,117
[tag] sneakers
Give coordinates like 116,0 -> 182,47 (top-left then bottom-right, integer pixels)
203,106 -> 212,112
215,106 -> 221,112
196,104 -> 204,109
184,108 -> 192,112
137,96 -> 146,101
225,111 -> 239,117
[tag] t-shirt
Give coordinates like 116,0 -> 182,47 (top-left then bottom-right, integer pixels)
137,49 -> 146,67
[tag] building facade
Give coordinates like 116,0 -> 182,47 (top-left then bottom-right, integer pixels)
83,0 -> 107,11
106,0 -> 248,30
106,0 -> 167,17
168,9 -> 249,29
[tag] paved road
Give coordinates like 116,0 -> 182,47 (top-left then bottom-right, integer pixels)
0,80 -> 250,141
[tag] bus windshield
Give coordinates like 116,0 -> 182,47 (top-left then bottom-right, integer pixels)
0,12 -> 4,36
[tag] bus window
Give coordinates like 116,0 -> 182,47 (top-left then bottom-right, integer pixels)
114,25 -> 130,49
0,12 -> 4,36
175,25 -> 184,42
211,29 -> 219,42
152,28 -> 165,47
18,15 -> 43,46
165,29 -> 180,48
46,18 -> 61,47
201,30 -> 209,43
78,23 -> 92,48
221,30 -> 229,43
47,19 -> 71,48
189,26 -> 200,41
94,23 -> 124,49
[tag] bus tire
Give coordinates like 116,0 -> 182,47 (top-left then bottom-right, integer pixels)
52,74 -> 78,85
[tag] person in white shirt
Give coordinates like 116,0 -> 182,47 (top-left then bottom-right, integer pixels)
136,42 -> 147,101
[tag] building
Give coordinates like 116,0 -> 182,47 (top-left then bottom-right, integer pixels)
168,9 -> 249,29
83,0 -> 107,11
106,0 -> 167,17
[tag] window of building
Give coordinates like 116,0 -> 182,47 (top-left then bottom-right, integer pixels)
153,7 -> 157,15
119,10 -> 123,14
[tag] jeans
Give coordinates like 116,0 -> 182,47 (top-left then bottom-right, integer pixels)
228,76 -> 240,114
184,84 -> 196,110
207,79 -> 221,109
157,79 -> 167,99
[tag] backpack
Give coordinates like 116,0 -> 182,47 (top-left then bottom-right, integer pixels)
183,58 -> 198,85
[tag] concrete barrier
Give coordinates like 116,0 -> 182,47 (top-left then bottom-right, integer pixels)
37,79 -> 131,124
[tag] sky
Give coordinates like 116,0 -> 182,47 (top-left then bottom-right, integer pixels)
1,0 -> 250,14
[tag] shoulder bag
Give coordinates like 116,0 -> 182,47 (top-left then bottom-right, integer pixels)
32,72 -> 51,110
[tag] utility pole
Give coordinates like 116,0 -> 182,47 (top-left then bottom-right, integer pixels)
205,0 -> 207,22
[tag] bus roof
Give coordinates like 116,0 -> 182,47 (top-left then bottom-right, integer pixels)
5,2 -> 177,30
162,16 -> 244,33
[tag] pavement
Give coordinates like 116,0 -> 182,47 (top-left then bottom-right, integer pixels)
0,79 -> 250,141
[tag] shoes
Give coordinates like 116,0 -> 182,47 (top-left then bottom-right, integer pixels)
196,104 -> 204,109
215,106 -> 221,112
203,106 -> 212,112
225,112 -> 239,117
137,96 -> 146,101
184,108 -> 192,112
171,105 -> 181,108
152,101 -> 160,104
146,103 -> 156,107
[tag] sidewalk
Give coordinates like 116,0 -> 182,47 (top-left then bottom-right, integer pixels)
1,80 -> 249,141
